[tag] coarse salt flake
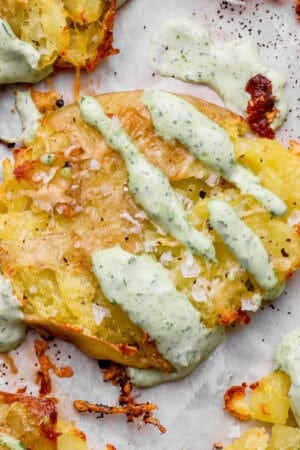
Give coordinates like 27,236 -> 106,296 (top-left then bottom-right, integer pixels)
92,304 -> 111,326
180,253 -> 201,278
241,294 -> 262,312
144,240 -> 158,253
29,285 -> 37,294
32,168 -> 57,185
191,277 -> 210,302
120,211 -> 142,233
135,210 -> 148,220
205,173 -> 219,187
89,159 -> 101,170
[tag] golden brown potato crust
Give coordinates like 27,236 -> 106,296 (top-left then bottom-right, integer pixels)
0,0 -> 117,71
0,91 -> 300,370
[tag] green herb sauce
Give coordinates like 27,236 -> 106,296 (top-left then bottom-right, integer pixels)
150,17 -> 287,129
1,91 -> 42,145
0,274 -> 26,353
208,199 -> 278,291
79,95 -> 215,260
274,329 -> 300,426
0,19 -> 52,84
92,246 -> 224,387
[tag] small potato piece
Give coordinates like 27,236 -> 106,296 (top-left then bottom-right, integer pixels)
250,371 -> 291,424
57,434 -> 88,450
267,424 -> 300,450
56,420 -> 88,450
224,428 -> 269,450
224,371 -> 291,424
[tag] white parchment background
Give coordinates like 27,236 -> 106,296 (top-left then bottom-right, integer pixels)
0,1 -> 299,449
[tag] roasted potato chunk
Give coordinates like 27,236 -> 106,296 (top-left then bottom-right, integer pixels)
0,0 -> 116,70
224,371 -> 291,424
0,390 -> 87,450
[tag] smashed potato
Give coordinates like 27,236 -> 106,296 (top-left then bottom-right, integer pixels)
0,389 -> 87,450
0,0 -> 117,71
224,371 -> 291,424
0,91 -> 300,370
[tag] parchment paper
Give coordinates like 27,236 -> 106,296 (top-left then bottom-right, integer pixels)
0,1 -> 299,449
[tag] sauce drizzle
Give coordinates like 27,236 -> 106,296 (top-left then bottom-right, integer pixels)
79,95 -> 215,260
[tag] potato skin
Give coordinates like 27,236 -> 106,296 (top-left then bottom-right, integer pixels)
24,315 -> 174,372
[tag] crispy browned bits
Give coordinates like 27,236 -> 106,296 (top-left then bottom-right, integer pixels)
245,74 -> 277,139
34,340 -> 73,396
74,361 -> 166,433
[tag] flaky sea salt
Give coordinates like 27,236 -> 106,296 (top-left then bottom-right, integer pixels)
120,211 -> 142,233
205,173 -> 219,187
32,168 -> 57,185
89,159 -> 101,170
92,304 -> 111,326
241,294 -> 262,312
160,251 -> 173,265
192,277 -> 210,302
180,253 -> 201,278
144,240 -> 157,253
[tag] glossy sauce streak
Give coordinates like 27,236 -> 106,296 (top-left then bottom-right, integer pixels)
1,91 -> 42,145
144,89 -> 286,216
0,19 -> 52,84
150,18 -> 287,129
209,199 -> 277,291
0,274 -> 26,353
92,246 -> 224,387
274,329 -> 300,426
79,95 -> 215,260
